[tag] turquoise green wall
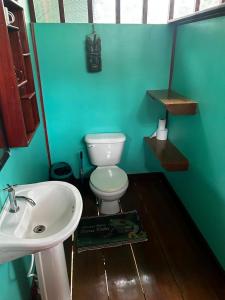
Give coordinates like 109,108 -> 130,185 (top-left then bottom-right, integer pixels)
167,16 -> 225,269
0,1 -> 49,300
34,24 -> 172,177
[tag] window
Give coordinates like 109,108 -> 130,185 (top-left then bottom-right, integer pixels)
31,0 -> 225,24
173,0 -> 195,19
147,0 -> 170,24
34,0 -> 60,23
64,0 -> 88,23
120,0 -> 143,24
93,0 -> 116,23
200,0 -> 221,10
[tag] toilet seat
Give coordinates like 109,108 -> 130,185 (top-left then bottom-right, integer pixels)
90,166 -> 128,193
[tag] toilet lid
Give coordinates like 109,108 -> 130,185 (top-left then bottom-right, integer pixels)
90,166 -> 128,193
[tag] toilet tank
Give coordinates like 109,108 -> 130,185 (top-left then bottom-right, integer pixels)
85,133 -> 126,166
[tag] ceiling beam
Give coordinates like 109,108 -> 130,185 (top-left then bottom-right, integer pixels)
169,3 -> 225,25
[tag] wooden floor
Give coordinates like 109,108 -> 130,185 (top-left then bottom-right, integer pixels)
64,173 -> 225,300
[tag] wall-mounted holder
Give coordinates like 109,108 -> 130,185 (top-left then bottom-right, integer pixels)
144,137 -> 189,171
148,89 -> 197,115
145,89 -> 198,172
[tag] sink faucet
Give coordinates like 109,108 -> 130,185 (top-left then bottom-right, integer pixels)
4,184 -> 36,213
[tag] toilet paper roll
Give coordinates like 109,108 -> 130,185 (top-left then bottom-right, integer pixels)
150,119 -> 167,138
156,128 -> 168,141
158,119 -> 166,130
151,131 -> 156,138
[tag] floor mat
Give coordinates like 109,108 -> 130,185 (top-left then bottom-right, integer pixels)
76,210 -> 148,252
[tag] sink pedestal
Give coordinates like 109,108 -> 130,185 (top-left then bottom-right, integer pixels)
35,243 -> 71,300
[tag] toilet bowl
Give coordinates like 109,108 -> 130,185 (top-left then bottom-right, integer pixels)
89,166 -> 129,214
85,133 -> 129,215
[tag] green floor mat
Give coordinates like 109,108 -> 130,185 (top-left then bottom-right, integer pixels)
76,210 -> 148,252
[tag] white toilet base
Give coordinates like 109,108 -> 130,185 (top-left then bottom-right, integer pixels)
90,180 -> 128,215
99,199 -> 120,215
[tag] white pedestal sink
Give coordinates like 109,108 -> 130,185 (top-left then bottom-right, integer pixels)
35,243 -> 71,300
0,181 -> 83,300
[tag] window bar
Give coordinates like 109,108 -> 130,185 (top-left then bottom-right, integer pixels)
87,0 -> 93,23
142,0 -> 148,24
195,0 -> 200,11
116,0 -> 120,24
58,0 -> 65,23
28,0 -> 36,23
169,0 -> 175,20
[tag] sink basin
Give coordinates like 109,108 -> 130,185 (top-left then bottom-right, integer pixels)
0,181 -> 83,263
0,181 -> 83,299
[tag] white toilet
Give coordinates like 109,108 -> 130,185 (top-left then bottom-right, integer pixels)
85,133 -> 129,215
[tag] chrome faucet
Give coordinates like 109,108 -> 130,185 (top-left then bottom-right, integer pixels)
4,184 -> 36,213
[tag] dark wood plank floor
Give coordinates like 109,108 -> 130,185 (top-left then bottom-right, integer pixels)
64,173 -> 225,300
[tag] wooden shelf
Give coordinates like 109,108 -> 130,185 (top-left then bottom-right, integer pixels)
147,89 -> 197,115
17,79 -> 27,88
4,0 -> 23,10
7,24 -> 19,31
0,1 -> 40,147
145,137 -> 189,171
21,92 -> 35,100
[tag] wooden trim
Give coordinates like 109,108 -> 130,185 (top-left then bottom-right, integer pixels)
142,0 -> 148,24
168,26 -> 177,91
116,0 -> 120,24
169,0 -> 175,20
28,0 -> 36,23
87,0 -> 93,23
195,0 -> 201,11
58,0 -> 65,23
167,25 -> 177,126
169,3 -> 225,25
30,23 -> 52,167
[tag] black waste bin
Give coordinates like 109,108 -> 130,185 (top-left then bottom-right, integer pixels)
50,162 -> 75,184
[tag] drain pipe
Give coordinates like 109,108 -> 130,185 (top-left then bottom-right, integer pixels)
80,151 -> 84,188
27,254 -> 40,297
27,254 -> 36,278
